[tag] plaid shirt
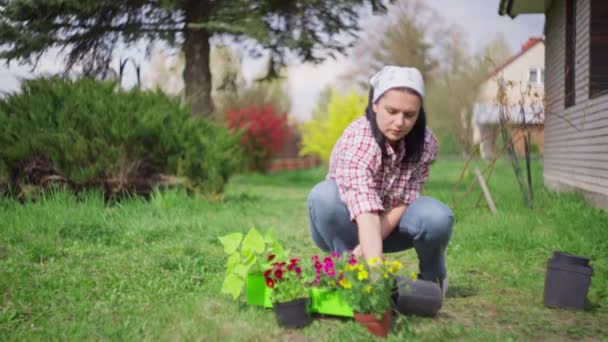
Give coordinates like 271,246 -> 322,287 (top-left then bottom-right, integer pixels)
328,116 -> 438,221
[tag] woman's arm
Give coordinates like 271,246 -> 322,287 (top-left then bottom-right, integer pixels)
380,204 -> 407,238
352,204 -> 407,257
355,212 -> 383,261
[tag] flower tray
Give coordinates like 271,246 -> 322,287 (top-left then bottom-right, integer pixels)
309,288 -> 353,317
245,274 -> 353,317
246,274 -> 273,308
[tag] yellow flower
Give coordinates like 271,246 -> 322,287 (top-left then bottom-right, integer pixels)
367,257 -> 381,266
383,272 -> 389,279
409,271 -> 418,281
345,264 -> 355,272
339,279 -> 352,289
364,285 -> 372,293
388,260 -> 403,274
357,270 -> 369,280
357,264 -> 365,272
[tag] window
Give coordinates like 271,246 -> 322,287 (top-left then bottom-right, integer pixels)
529,68 -> 539,83
529,67 -> 544,85
565,0 -> 576,107
590,0 -> 608,98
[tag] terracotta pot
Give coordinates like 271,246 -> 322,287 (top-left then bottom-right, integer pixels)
274,298 -> 312,329
353,310 -> 392,338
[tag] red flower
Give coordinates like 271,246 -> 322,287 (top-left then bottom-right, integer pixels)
274,269 -> 284,279
264,269 -> 272,278
287,263 -> 295,271
266,278 -> 275,288
290,258 -> 299,264
267,254 -> 276,261
295,267 -> 302,275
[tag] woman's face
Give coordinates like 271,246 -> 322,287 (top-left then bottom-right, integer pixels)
372,88 -> 421,146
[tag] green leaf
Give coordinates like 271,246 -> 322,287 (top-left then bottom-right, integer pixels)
226,253 -> 240,271
221,273 -> 245,300
233,264 -> 249,278
241,227 -> 265,255
264,228 -> 275,244
271,240 -> 285,258
244,253 -> 256,268
218,233 -> 243,254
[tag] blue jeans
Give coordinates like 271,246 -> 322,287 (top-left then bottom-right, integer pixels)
307,179 -> 454,282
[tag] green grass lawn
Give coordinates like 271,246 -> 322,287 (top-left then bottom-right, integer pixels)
1,160 -> 607,341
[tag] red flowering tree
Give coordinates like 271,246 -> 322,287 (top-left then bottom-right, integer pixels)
226,104 -> 289,172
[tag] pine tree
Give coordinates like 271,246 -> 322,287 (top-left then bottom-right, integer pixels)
0,0 -> 390,117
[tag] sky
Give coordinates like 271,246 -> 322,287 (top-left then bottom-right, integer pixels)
0,0 -> 544,121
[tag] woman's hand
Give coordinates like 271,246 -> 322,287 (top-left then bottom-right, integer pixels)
351,244 -> 363,257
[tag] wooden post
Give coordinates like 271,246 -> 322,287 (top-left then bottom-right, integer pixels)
474,167 -> 497,214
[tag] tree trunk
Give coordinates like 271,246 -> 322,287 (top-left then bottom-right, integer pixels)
183,0 -> 213,117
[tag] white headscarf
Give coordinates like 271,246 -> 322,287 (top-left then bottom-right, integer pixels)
369,66 -> 425,103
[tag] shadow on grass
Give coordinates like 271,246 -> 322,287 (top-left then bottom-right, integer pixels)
584,298 -> 603,312
222,192 -> 263,204
446,284 -> 479,298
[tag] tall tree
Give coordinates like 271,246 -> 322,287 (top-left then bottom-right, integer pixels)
340,0 -> 439,87
0,0 -> 390,117
145,45 -> 290,119
483,33 -> 513,68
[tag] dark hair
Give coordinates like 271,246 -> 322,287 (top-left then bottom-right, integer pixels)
364,87 -> 427,163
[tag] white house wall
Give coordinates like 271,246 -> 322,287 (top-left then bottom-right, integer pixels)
478,42 -> 545,106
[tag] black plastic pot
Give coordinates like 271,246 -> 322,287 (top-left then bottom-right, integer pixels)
274,298 -> 312,328
391,277 -> 443,317
543,251 -> 593,310
551,251 -> 590,267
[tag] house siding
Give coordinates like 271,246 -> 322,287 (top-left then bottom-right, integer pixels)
544,0 -> 608,210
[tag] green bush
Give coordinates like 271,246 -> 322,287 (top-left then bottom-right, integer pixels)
0,77 -> 243,194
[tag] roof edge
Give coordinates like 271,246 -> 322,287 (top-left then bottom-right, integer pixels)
486,38 -> 545,80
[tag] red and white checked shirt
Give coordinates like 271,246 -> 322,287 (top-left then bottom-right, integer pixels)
328,116 -> 438,221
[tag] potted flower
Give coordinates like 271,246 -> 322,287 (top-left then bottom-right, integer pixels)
218,227 -> 287,307
265,257 -> 313,328
337,257 -> 407,338
308,252 -> 355,317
